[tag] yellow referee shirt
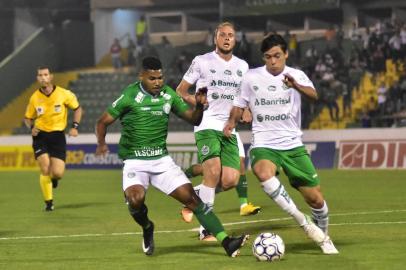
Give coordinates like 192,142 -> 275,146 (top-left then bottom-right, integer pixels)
25,86 -> 80,132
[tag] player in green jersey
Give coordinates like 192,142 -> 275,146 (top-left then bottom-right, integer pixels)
95,56 -> 248,257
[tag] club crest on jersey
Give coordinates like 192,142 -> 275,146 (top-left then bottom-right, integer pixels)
54,104 -> 62,113
163,103 -> 171,114
210,69 -> 216,73
36,106 -> 44,115
267,85 -> 276,91
253,86 -> 259,91
163,93 -> 171,100
127,172 -> 136,178
282,83 -> 290,90
201,145 -> 210,156
237,70 -> 243,77
224,70 -> 232,75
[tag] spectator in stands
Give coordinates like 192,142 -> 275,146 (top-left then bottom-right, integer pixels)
349,21 -> 362,41
206,27 -> 214,47
400,24 -> 406,60
160,35 -> 172,48
234,32 -> 251,64
136,15 -> 147,47
377,82 -> 387,115
325,24 -> 336,42
388,30 -> 402,62
320,80 -> 340,122
110,38 -> 122,70
127,38 -> 137,67
359,108 -> 372,128
24,67 -> 82,211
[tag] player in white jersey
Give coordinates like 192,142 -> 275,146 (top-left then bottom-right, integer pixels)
176,22 -> 260,241
224,34 -> 338,254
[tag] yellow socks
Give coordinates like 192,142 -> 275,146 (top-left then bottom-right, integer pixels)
39,174 -> 53,201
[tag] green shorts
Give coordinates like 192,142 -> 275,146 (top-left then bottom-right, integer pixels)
250,146 -> 320,188
195,129 -> 240,170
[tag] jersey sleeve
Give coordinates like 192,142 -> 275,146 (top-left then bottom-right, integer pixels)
233,75 -> 250,108
64,90 -> 80,109
24,95 -> 36,119
294,70 -> 315,89
182,56 -> 201,85
107,91 -> 131,119
170,88 -> 190,116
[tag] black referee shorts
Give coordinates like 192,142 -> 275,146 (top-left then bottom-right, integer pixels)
32,131 -> 66,161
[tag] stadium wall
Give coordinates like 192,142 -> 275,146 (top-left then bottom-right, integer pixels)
1,128 -> 405,171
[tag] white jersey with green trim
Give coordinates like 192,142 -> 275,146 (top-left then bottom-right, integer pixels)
234,65 -> 315,150
183,51 -> 249,132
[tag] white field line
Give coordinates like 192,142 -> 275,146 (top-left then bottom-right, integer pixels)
1,209 -> 405,241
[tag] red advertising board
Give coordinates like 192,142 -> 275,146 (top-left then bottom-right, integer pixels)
339,140 -> 406,169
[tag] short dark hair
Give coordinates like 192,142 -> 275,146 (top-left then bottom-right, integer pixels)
261,34 -> 287,53
142,56 -> 162,70
37,66 -> 51,72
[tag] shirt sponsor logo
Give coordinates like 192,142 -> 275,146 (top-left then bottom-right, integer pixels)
254,97 -> 291,106
253,86 -> 259,91
54,104 -> 62,113
210,69 -> 216,73
256,113 -> 290,122
127,172 -> 136,178
140,107 -> 151,111
267,85 -> 276,91
151,98 -> 160,103
224,69 -> 232,75
151,111 -> 163,116
134,147 -> 163,157
210,80 -> 240,88
212,92 -> 219,99
135,92 -> 145,103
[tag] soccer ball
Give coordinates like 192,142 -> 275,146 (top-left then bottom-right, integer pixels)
252,232 -> 285,262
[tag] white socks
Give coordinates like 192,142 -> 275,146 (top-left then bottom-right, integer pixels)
196,184 -> 215,234
311,201 -> 329,234
262,176 -> 307,226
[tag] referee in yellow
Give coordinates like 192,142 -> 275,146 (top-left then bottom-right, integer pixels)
24,67 -> 82,211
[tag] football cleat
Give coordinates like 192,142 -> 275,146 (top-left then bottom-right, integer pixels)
319,236 -> 339,255
222,234 -> 250,257
181,207 -> 194,223
301,215 -> 326,244
240,203 -> 261,216
198,229 -> 217,242
45,200 -> 54,211
142,222 -> 155,256
51,179 -> 58,189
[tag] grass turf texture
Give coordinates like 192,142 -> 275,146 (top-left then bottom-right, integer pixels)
1,169 -> 405,270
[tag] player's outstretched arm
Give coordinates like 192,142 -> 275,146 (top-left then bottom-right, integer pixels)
179,87 -> 207,125
283,73 -> 318,100
224,106 -> 244,138
176,79 -> 196,107
95,112 -> 116,156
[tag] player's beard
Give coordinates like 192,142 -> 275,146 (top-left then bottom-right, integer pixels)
217,47 -> 233,55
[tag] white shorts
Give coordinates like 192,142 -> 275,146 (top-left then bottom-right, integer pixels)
236,132 -> 245,158
122,155 -> 190,195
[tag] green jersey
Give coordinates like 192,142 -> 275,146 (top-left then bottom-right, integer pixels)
107,82 -> 189,160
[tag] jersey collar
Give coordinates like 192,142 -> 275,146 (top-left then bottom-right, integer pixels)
39,85 -> 56,97
139,82 -> 161,98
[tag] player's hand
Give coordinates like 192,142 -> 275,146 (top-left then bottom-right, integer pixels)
31,127 -> 40,137
195,87 -> 208,108
95,143 -> 109,156
283,73 -> 298,89
240,108 -> 252,123
68,128 -> 79,137
223,121 -> 235,138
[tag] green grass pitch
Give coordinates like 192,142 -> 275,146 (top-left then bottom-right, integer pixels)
1,169 -> 405,270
